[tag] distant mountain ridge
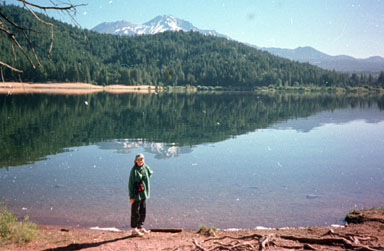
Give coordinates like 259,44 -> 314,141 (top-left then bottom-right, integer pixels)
92,15 -> 229,38
260,46 -> 384,74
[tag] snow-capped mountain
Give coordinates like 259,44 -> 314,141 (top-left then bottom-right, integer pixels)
140,15 -> 197,34
92,15 -> 229,38
92,20 -> 138,35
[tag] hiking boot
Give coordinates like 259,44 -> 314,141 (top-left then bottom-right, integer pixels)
131,228 -> 143,237
139,227 -> 150,234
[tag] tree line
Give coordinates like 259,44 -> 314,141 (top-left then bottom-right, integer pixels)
1,4 -> 383,88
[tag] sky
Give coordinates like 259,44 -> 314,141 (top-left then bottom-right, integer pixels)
6,0 -> 384,58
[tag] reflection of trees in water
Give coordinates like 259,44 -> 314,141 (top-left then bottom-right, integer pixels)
1,92 -> 383,168
97,139 -> 192,159
378,95 -> 384,110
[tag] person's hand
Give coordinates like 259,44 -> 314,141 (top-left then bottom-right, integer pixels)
130,199 -> 135,204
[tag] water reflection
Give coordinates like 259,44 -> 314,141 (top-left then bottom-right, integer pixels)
1,92 -> 384,228
97,139 -> 192,159
271,106 -> 384,132
1,92 -> 383,168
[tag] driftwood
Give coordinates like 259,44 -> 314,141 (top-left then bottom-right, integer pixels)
185,209 -> 384,250
202,233 -> 264,242
192,239 -> 205,251
259,234 -> 276,250
150,228 -> 183,233
189,231 -> 382,251
323,229 -> 378,243
195,233 -> 275,251
279,235 -> 380,250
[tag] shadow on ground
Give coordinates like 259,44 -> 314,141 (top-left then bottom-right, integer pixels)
43,235 -> 135,251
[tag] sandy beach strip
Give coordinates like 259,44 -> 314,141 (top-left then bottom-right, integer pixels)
0,82 -> 161,94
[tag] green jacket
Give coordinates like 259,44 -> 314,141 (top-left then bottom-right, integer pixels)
128,164 -> 153,201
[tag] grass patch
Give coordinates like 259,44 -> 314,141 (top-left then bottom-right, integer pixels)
372,206 -> 384,213
0,201 -> 38,245
198,224 -> 217,236
351,206 -> 384,213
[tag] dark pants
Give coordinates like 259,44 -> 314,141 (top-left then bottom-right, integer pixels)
131,199 -> 146,228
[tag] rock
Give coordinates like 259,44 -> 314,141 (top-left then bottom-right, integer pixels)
306,194 -> 320,199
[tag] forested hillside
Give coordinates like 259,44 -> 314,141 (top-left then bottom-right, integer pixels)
1,5 -> 383,88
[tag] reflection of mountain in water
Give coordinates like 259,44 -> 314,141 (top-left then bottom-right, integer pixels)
271,106 -> 384,132
97,139 -> 192,159
1,92 -> 383,168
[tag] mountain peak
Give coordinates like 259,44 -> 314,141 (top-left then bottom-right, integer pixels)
149,15 -> 178,21
142,15 -> 196,34
92,20 -> 137,34
92,15 -> 227,38
144,15 -> 177,25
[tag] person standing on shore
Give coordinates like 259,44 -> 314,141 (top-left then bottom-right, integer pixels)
128,153 -> 153,237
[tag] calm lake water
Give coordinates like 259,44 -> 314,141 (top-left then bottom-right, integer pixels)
1,92 -> 384,229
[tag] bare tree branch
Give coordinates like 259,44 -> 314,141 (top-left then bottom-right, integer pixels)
0,12 -> 28,31
0,23 -> 37,69
17,0 -> 86,11
0,16 -> 42,69
0,0 -> 86,80
0,61 -> 23,73
22,2 -> 53,63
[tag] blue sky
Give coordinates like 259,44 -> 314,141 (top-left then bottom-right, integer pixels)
7,0 -> 384,58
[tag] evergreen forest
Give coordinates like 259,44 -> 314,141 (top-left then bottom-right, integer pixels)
1,4 -> 384,88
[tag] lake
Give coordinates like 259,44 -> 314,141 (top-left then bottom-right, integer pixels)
1,92 -> 384,229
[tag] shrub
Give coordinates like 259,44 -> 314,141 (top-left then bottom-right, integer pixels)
0,201 -> 38,245
198,224 -> 217,236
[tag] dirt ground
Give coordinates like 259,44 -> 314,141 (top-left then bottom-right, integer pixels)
1,208 -> 383,251
0,82 -> 161,94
